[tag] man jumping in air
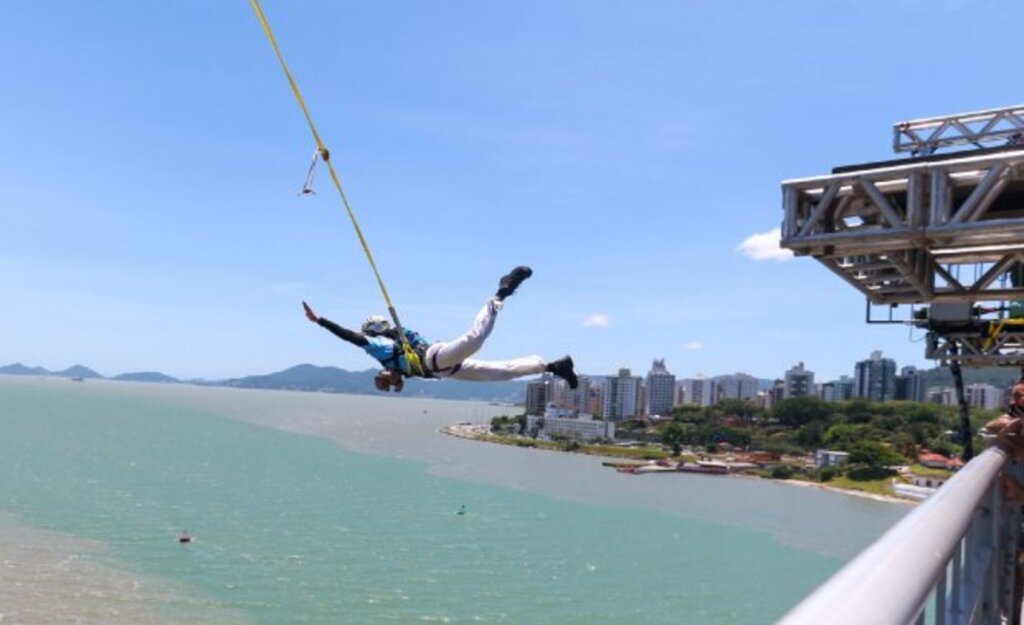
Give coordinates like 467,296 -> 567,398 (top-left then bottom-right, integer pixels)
302,266 -> 578,392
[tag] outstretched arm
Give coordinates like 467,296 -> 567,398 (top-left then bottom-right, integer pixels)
302,301 -> 369,347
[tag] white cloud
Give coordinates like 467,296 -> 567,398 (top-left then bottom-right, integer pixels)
582,314 -> 610,329
685,342 -> 704,351
736,227 -> 794,262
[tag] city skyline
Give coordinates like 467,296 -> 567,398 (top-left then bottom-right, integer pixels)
527,347 -> 1016,420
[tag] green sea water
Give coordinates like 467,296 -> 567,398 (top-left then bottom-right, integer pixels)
0,378 -> 905,624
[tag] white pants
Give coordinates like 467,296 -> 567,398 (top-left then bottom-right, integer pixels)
424,298 -> 546,382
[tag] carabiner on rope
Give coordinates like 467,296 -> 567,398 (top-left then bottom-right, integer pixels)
298,148 -> 331,196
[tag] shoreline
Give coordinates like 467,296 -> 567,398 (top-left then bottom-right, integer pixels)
441,424 -> 917,506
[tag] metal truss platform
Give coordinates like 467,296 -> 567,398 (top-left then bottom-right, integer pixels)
893,104 -> 1024,155
780,105 -> 1024,367
782,148 -> 1024,305
926,331 -> 1024,367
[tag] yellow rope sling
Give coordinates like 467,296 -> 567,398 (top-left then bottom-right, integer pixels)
248,0 -> 424,376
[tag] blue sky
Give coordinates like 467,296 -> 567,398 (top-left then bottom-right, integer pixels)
1,0 -> 1020,381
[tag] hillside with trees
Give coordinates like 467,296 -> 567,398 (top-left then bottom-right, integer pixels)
652,396 -> 1000,460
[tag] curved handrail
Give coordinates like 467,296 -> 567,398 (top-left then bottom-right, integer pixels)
779,446 -> 1010,625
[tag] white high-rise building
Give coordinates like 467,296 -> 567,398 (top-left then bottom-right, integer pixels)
715,373 -> 760,402
854,350 -> 897,401
784,362 -> 815,399
679,376 -> 716,407
966,383 -> 1003,410
645,359 -> 676,417
602,368 -> 642,421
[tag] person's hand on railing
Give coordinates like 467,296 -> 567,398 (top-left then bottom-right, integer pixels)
984,415 -> 1024,460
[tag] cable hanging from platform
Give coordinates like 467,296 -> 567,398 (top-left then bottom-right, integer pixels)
247,0 -> 424,376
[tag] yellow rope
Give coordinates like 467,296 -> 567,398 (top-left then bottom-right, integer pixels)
248,0 -> 423,375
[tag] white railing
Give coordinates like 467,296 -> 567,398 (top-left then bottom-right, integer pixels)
779,446 -> 1020,625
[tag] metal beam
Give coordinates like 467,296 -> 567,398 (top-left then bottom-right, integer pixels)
949,165 -> 1007,224
781,148 -> 1024,307
894,104 -> 1024,155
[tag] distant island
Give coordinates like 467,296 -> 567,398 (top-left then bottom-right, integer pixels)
0,362 -> 527,403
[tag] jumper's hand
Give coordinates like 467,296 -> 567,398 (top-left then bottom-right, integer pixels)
302,301 -> 319,323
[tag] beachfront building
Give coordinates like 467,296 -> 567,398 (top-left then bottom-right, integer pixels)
895,366 -> 926,402
527,409 -> 616,442
815,449 -> 850,469
645,359 -> 676,417
918,451 -> 964,472
784,362 -> 815,399
854,350 -> 897,402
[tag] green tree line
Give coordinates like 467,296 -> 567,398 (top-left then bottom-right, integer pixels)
657,396 -> 1003,463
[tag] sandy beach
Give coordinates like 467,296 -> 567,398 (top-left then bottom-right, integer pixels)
441,423 -> 918,507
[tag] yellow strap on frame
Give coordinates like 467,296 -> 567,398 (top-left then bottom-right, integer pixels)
982,318 -> 1024,352
248,0 -> 424,376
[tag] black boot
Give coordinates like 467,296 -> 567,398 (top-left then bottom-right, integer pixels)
495,266 -> 533,301
546,356 -> 578,389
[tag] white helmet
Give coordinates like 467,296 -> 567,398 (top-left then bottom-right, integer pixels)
361,315 -> 391,335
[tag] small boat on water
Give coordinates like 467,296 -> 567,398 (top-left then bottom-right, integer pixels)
178,532 -> 192,544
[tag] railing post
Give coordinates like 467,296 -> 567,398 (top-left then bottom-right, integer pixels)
935,568 -> 948,625
951,536 -> 964,621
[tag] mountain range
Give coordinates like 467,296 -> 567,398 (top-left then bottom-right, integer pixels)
0,362 -> 527,403
3,361 -> 1020,404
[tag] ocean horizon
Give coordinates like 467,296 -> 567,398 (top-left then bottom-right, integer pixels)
0,376 -> 907,623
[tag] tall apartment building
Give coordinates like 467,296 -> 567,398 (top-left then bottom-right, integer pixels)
565,375 -> 592,415
894,366 -> 926,402
784,362 -> 815,399
715,373 -> 760,402
821,376 -> 855,403
768,379 -> 785,407
966,383 -> 1003,410
674,380 -> 687,407
525,373 -> 558,416
602,368 -> 642,421
587,377 -> 606,417
929,387 -> 956,406
679,376 -> 716,407
645,359 -> 676,417
854,351 -> 897,402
